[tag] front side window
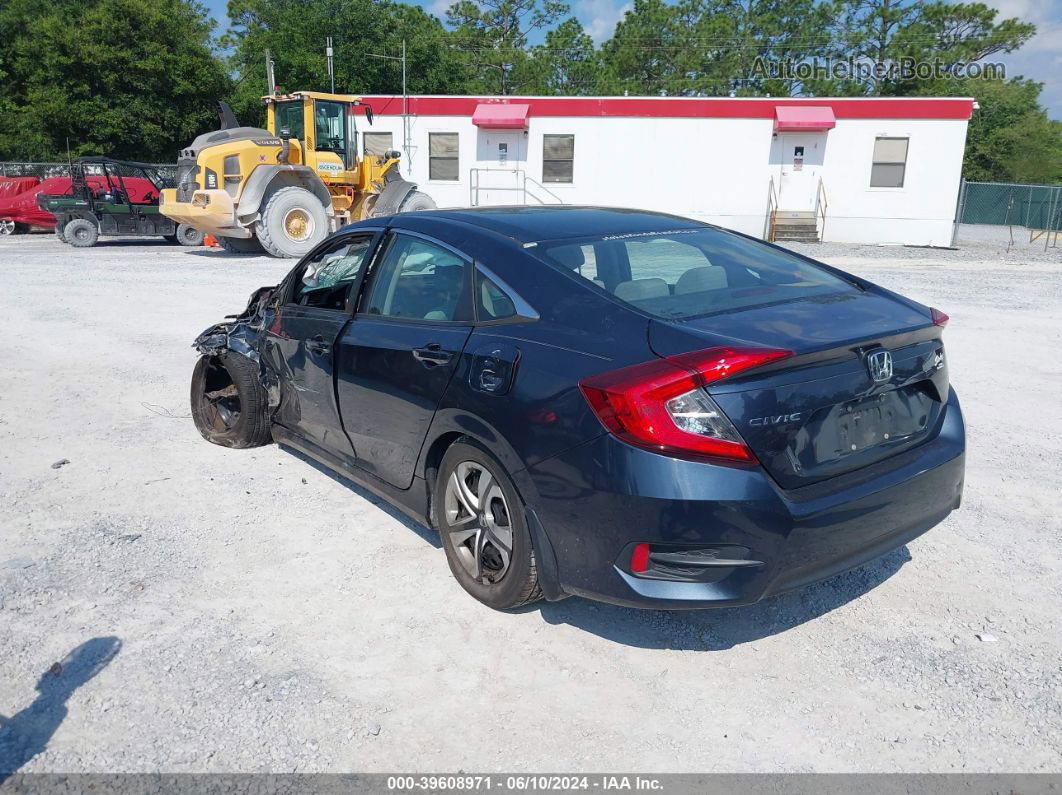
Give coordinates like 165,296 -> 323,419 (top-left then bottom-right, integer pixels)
293,236 -> 373,310
365,235 -> 471,322
429,133 -> 459,181
275,101 -> 305,142
870,137 -> 909,188
543,134 -> 574,183
535,227 -> 855,319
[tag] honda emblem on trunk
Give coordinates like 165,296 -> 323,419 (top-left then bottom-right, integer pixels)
867,350 -> 894,383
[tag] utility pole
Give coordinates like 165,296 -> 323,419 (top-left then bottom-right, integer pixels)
367,41 -> 410,166
326,37 -> 335,94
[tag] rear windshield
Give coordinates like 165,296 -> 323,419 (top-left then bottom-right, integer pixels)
533,227 -> 856,319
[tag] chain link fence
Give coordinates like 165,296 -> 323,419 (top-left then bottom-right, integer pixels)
1,161 -> 177,182
953,180 -> 1062,251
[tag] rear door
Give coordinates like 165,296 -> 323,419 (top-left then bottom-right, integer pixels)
335,231 -> 474,488
263,231 -> 379,457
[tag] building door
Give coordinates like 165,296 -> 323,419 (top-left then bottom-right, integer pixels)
474,130 -> 525,205
773,133 -> 826,211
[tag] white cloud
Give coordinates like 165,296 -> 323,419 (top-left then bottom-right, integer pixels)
575,0 -> 632,43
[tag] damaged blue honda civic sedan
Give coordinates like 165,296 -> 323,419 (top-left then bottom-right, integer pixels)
191,206 -> 965,610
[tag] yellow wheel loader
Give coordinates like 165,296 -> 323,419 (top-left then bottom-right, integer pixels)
160,93 -> 435,257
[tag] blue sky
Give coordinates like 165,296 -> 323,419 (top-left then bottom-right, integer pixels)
203,0 -> 1061,119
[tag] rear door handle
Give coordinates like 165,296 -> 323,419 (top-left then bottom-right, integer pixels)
307,334 -> 331,355
412,343 -> 453,366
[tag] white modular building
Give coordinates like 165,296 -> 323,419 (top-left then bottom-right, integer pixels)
358,95 -> 974,247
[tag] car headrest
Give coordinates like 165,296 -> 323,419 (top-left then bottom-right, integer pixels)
549,245 -> 585,270
675,266 -> 728,294
614,278 -> 670,302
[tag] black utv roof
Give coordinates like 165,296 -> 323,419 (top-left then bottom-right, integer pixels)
73,156 -> 166,170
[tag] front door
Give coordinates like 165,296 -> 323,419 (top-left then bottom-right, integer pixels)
475,130 -> 524,205
336,231 -> 474,488
262,232 -> 377,457
773,133 -> 826,211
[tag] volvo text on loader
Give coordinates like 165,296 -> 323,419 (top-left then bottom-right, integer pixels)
160,93 -> 434,257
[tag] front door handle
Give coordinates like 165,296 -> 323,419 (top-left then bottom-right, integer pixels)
412,343 -> 453,367
307,334 -> 331,355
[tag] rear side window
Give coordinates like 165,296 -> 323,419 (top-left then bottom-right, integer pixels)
364,234 -> 472,322
475,269 -> 517,321
535,227 -> 855,319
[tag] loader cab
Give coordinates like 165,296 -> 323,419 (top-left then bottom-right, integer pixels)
265,92 -> 361,181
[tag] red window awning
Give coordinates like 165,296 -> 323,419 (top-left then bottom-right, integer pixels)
774,106 -> 836,132
472,103 -> 530,128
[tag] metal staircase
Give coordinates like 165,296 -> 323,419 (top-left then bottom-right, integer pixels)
765,178 -> 828,243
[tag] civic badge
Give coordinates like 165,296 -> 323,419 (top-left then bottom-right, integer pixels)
866,349 -> 893,383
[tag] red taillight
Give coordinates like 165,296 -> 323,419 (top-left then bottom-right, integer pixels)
931,307 -> 949,327
579,347 -> 792,462
630,543 -> 651,573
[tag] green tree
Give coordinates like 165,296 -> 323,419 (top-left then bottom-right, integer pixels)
525,18 -> 602,94
0,0 -> 230,161
445,0 -> 570,94
829,0 -> 1035,95
225,0 -> 470,126
957,78 -> 1062,183
600,0 -> 835,97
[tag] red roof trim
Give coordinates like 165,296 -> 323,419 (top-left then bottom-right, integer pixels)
361,96 -> 974,121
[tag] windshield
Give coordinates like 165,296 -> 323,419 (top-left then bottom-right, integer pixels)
534,227 -> 856,319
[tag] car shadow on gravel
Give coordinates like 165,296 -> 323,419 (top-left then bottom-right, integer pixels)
280,446 -> 441,548
0,636 -> 121,781
534,547 -> 911,650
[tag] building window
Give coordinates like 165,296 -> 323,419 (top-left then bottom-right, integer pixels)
429,133 -> 459,181
363,132 -> 393,156
543,134 -> 574,183
870,137 -> 909,188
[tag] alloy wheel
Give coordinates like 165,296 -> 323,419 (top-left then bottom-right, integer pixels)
0,220 -> 15,235
444,461 -> 514,584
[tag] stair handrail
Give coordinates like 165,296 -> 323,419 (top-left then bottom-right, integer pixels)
522,173 -> 565,205
814,177 -> 828,242
763,176 -> 779,241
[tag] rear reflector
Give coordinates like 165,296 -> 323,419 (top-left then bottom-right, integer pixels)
630,543 -> 651,573
931,307 -> 949,327
579,347 -> 792,462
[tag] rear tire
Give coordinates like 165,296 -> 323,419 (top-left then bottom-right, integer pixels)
65,218 -> 98,247
176,223 -> 204,247
435,441 -> 542,610
255,186 -> 329,258
190,353 -> 272,449
398,190 -> 436,213
216,235 -> 265,255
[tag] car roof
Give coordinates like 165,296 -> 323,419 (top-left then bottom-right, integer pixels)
389,206 -> 706,245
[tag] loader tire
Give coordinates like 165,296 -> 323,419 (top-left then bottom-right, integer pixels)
255,186 -> 329,258
190,352 -> 272,449
176,224 -> 204,247
399,190 -> 436,212
65,218 -> 98,247
217,235 -> 265,255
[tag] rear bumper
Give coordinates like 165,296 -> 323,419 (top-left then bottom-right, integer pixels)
527,388 -> 965,609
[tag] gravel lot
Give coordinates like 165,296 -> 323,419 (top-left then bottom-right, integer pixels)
1,232 -> 1060,774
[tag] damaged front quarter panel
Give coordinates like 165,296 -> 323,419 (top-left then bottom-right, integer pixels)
193,284 -> 282,408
